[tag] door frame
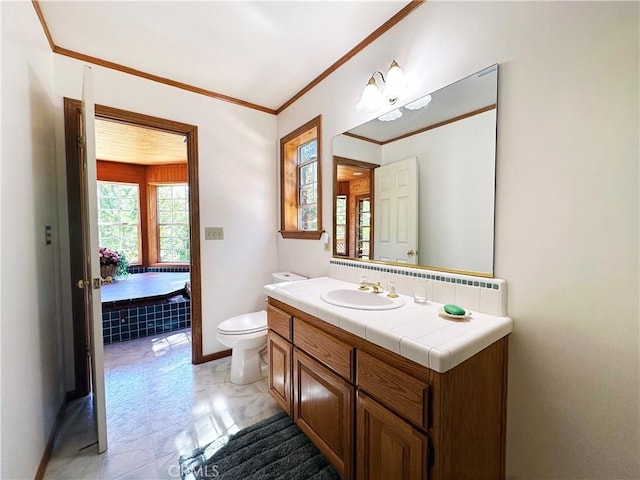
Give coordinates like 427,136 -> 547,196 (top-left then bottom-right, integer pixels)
64,98 -> 205,397
332,156 -> 376,261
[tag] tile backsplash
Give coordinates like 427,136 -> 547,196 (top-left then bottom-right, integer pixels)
328,259 -> 508,316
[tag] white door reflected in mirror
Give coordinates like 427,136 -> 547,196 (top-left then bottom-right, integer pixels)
374,157 -> 418,265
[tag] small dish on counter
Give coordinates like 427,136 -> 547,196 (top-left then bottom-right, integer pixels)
438,307 -> 471,320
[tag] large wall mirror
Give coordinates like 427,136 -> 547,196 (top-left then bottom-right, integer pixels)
332,64 -> 498,277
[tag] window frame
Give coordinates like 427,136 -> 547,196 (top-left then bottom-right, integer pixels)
280,115 -> 323,239
355,194 -> 372,260
335,193 -> 349,256
96,180 -> 142,264
155,183 -> 190,264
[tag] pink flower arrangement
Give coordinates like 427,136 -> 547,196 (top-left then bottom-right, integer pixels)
99,247 -> 120,266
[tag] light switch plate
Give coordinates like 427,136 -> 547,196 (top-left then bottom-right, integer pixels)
205,227 -> 224,240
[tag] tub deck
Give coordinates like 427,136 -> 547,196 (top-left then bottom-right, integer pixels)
101,272 -> 190,310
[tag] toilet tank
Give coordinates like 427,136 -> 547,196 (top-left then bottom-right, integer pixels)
272,272 -> 307,284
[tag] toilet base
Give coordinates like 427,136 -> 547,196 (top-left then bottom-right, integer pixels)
229,344 -> 266,385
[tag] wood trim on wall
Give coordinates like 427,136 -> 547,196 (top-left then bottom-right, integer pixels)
63,98 -> 91,398
34,395 -> 68,480
200,349 -> 232,364
31,0 -> 425,115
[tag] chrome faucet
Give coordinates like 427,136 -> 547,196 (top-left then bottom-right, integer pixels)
359,281 -> 383,294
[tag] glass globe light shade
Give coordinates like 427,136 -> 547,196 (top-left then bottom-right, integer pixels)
383,60 -> 406,103
356,76 -> 383,113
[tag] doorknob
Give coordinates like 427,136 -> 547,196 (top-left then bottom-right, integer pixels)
77,277 -> 112,289
407,249 -> 416,257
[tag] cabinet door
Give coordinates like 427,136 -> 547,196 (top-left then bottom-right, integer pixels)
357,392 -> 427,480
293,349 -> 354,479
267,331 -> 292,414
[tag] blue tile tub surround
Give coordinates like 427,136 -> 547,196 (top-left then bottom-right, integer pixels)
102,296 -> 191,344
127,265 -> 190,274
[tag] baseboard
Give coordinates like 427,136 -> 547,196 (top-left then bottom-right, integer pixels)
199,349 -> 232,364
34,393 -> 69,480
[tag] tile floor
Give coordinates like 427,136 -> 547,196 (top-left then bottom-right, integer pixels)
44,329 -> 281,480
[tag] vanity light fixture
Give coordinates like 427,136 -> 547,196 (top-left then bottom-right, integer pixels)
356,60 -> 407,113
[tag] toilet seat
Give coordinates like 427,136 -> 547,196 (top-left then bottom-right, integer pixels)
217,310 -> 267,335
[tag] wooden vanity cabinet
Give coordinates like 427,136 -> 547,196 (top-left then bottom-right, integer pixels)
357,392 -> 427,480
266,297 -> 508,480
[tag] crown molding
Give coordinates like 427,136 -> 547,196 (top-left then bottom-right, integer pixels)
31,0 -> 425,116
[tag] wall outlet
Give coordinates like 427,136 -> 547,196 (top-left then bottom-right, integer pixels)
205,227 -> 224,240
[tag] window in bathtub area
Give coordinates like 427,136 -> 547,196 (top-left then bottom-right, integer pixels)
156,184 -> 190,263
98,181 -> 141,263
97,162 -> 191,267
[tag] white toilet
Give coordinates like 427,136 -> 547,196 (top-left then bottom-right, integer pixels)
216,272 -> 307,385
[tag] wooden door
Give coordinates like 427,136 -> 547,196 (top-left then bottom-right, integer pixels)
293,349 -> 353,479
267,331 -> 292,414
357,392 -> 427,480
374,157 -> 418,264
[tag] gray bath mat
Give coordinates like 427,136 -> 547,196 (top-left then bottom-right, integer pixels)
178,410 -> 340,480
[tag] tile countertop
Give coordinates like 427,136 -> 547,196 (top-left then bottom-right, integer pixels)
264,276 -> 513,374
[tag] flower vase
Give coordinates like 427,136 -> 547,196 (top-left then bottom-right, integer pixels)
100,264 -> 117,279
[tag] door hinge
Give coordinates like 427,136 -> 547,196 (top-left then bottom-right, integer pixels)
92,278 -> 102,290
77,136 -> 85,147
85,344 -> 91,355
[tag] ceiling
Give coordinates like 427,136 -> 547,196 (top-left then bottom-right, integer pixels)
337,164 -> 371,183
36,0 -> 418,113
95,119 -> 187,165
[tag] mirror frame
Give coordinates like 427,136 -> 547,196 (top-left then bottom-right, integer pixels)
331,65 -> 498,278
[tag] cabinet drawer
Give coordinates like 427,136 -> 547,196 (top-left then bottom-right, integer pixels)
293,318 -> 354,381
357,350 -> 429,429
267,304 -> 291,341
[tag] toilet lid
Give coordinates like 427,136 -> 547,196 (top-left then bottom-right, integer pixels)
218,310 -> 267,335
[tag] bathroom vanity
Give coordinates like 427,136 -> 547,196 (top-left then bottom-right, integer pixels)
265,277 -> 511,480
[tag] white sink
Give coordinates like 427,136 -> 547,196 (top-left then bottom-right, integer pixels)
320,288 -> 405,310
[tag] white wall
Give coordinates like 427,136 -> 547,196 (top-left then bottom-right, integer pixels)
277,2 -> 639,478
332,134 -> 382,165
53,56 -> 279,361
0,2 -> 66,478
382,110 -> 496,274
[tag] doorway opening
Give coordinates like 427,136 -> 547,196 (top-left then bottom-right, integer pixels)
333,157 -> 376,260
64,98 -> 204,399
